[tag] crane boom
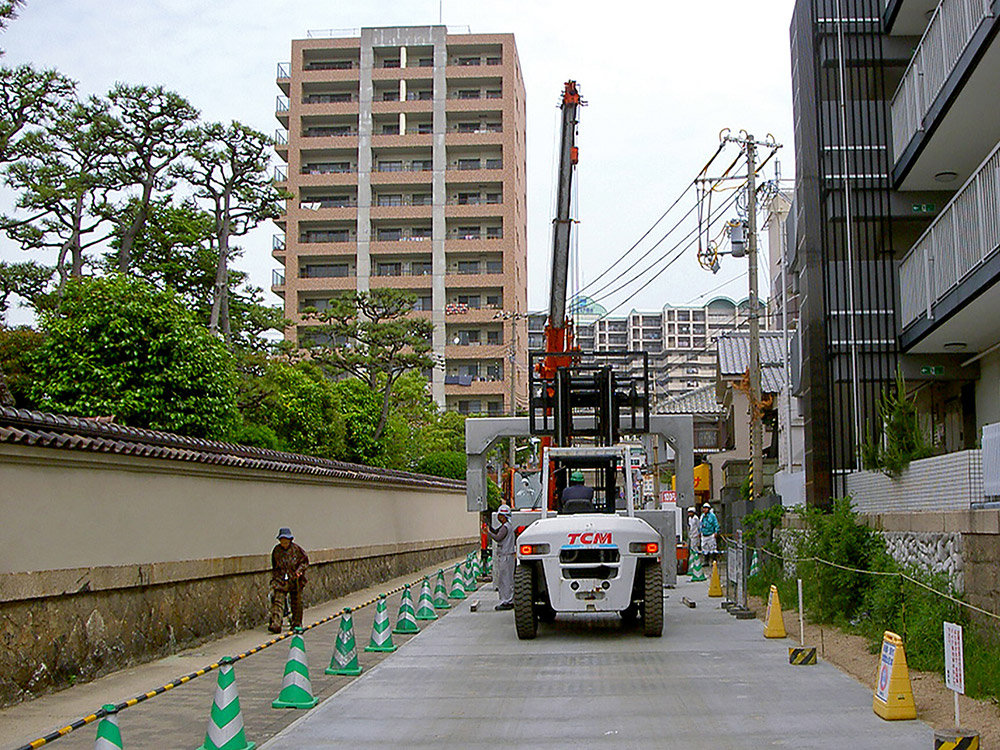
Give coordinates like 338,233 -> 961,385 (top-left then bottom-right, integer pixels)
544,80 -> 581,357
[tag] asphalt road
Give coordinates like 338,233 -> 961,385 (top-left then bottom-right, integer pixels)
263,578 -> 933,750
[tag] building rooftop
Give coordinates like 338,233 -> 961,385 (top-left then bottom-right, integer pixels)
716,331 -> 787,394
658,383 -> 726,415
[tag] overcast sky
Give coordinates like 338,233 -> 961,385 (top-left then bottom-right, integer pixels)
1,0 -> 796,324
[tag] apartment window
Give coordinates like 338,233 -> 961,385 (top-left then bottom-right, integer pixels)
416,122 -> 433,134
304,92 -> 352,104
410,226 -> 432,239
486,56 -> 501,65
457,56 -> 480,66
528,333 -> 544,349
677,337 -> 690,347
456,330 -> 480,345
485,122 -> 502,133
409,90 -> 433,100
486,89 -> 502,99
457,226 -> 481,240
305,162 -> 351,174
693,337 -> 706,348
677,310 -> 690,321
413,295 -> 433,311
457,294 -> 481,308
458,192 -> 481,204
378,160 -> 403,172
418,58 -> 433,67
459,363 -> 480,378
647,342 -> 662,353
377,194 -> 403,207
486,293 -> 502,308
457,260 -> 480,274
487,402 -> 503,416
692,310 -> 706,321
376,262 -> 401,276
382,91 -> 399,102
305,126 -> 352,137
458,400 -> 481,414
377,228 -> 402,241
458,89 -> 480,100
485,158 -> 502,169
677,324 -> 690,335
411,261 -> 433,276
457,122 -> 480,133
693,324 -> 706,334
486,363 -> 503,380
487,330 -> 502,345
666,310 -> 675,320
667,337 -> 675,347
486,192 -> 502,204
381,124 -> 400,135
306,60 -> 353,70
383,58 -> 400,69
412,159 -> 433,171
302,263 -> 349,278
486,260 -> 503,274
486,226 -> 502,239
685,366 -> 699,374
306,195 -> 351,208
457,158 -> 481,170
411,193 -> 433,205
302,230 -> 349,243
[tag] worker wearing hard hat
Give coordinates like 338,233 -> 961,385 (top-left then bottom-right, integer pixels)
700,503 -> 720,563
561,470 -> 594,502
486,504 -> 515,610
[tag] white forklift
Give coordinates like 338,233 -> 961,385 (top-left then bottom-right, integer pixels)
513,444 -> 663,639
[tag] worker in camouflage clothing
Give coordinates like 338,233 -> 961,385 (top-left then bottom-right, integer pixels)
269,527 -> 309,633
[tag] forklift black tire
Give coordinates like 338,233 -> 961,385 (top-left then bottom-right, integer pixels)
514,564 -> 538,639
643,563 -> 664,637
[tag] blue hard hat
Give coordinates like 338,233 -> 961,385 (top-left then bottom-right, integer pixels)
277,527 -> 293,539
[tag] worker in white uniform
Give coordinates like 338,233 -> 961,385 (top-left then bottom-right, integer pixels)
487,504 -> 515,610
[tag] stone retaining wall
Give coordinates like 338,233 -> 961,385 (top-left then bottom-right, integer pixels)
0,539 -> 475,707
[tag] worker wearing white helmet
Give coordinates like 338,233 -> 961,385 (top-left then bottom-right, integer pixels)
486,504 -> 515,610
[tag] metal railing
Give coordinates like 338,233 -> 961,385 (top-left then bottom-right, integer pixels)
891,0 -> 991,160
275,95 -> 289,113
271,269 -> 285,287
272,234 -> 285,251
274,129 -> 287,145
273,165 -> 287,182
276,62 -> 291,78
899,138 -> 1000,328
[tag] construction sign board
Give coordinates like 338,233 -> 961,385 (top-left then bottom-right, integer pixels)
944,621 -> 964,694
875,639 -> 895,704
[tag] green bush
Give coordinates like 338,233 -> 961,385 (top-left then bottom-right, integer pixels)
415,450 -> 466,480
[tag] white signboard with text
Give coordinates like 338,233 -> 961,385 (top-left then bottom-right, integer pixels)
944,621 -> 965,694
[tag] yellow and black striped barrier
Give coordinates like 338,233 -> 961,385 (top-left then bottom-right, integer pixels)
13,572 -> 437,749
788,647 -> 817,665
933,729 -> 980,750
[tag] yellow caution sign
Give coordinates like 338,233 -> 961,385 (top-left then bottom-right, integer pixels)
707,561 -> 723,597
873,631 -> 917,720
788,647 -> 817,665
763,585 -> 786,638
933,728 -> 980,749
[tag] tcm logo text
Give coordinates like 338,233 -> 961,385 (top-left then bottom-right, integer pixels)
567,532 -> 611,545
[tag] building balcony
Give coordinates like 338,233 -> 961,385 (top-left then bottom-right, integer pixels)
442,306 -> 505,323
299,67 -> 362,85
444,165 -> 504,182
371,132 -> 434,148
293,204 -> 358,221
890,0 -> 1000,188
295,171 -> 359,188
369,237 -> 433,254
369,274 -> 435,290
275,95 -> 289,125
371,99 -> 434,114
369,169 -> 433,186
444,343 -> 507,359
444,272 -> 505,287
274,165 -> 287,184
271,268 -> 285,297
370,204 -> 435,220
444,202 -> 504,218
276,62 -> 291,94
898,138 -> 1000,353
444,378 -> 508,396
297,134 -> 360,151
294,275 -> 357,292
298,100 -> 360,116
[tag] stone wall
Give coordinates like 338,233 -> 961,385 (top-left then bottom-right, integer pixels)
0,540 -> 474,707
881,532 -> 964,592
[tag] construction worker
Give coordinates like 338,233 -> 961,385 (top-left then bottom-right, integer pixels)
561,470 -> 594,502
700,503 -> 720,564
486,504 -> 515,610
269,527 -> 308,633
687,506 -> 701,555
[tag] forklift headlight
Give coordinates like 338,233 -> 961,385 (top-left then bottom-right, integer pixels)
629,542 -> 659,555
519,543 -> 550,556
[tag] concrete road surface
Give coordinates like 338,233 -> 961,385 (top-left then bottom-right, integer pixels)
263,578 -> 932,750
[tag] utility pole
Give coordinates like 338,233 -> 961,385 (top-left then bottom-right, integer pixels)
746,137 -> 762,507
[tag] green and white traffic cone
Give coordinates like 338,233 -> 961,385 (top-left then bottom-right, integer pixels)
415,577 -> 438,621
197,658 -> 255,750
749,550 -> 760,577
433,570 -> 451,609
325,608 -> 362,676
94,704 -> 123,749
688,551 -> 706,582
463,560 -> 475,592
448,564 -> 467,600
271,629 -> 320,709
393,585 -> 420,634
364,595 -> 397,652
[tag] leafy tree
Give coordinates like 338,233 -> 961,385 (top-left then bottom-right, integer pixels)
30,274 -> 238,437
0,324 -> 40,407
332,377 -> 387,465
0,1 -> 25,33
107,198 -> 285,350
171,121 -> 286,339
0,63 -> 74,162
415,409 -> 467,454
235,356 -> 345,458
415,450 -> 466,480
0,258 -> 50,319
106,84 -> 199,272
305,288 -> 434,442
5,98 -> 119,287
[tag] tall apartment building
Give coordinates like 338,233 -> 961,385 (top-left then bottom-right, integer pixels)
789,0 -> 999,504
527,296 -> 756,407
272,27 -> 528,415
